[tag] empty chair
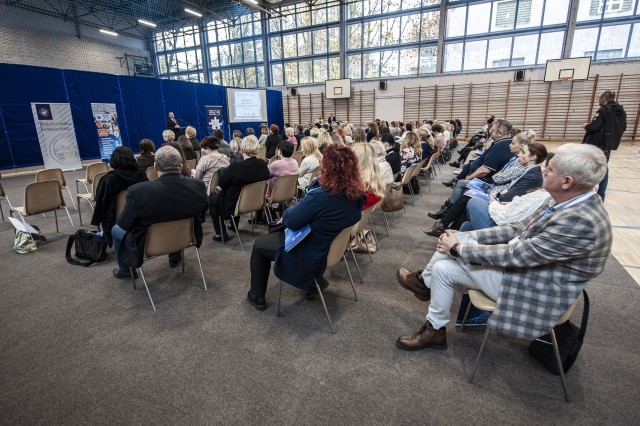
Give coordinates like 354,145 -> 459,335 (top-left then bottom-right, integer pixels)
462,289 -> 583,403
35,168 -> 77,210
223,180 -> 268,253
76,171 -> 108,225
130,218 -> 207,311
10,180 -> 76,240
276,225 -> 359,334
265,174 -> 298,222
398,163 -> 419,206
0,181 -> 12,221
76,162 -> 109,194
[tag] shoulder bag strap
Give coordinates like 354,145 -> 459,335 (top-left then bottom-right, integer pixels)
65,234 -> 96,267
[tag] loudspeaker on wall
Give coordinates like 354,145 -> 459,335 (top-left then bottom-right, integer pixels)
379,80 -> 387,90
514,70 -> 525,81
290,88 -> 298,96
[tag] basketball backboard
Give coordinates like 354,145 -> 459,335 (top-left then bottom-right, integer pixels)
544,57 -> 591,82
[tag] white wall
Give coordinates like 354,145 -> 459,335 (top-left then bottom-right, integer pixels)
0,7 -> 149,75
286,61 -> 640,121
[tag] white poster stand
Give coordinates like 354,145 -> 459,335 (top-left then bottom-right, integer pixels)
31,102 -> 82,171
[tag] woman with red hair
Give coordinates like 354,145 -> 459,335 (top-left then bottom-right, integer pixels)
265,124 -> 282,159
247,145 -> 366,310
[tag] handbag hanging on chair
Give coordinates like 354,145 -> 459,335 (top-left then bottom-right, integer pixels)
382,188 -> 404,212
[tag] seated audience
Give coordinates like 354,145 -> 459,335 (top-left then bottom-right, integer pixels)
165,141 -> 192,177
370,140 -> 394,185
208,137 -> 270,242
195,136 -> 231,188
267,141 -> 299,197
395,143 -> 612,350
136,138 -> 156,171
186,126 -> 199,152
91,146 -> 147,247
381,134 -> 401,175
258,125 -> 269,146
265,124 -> 282,158
353,143 -> 386,210
367,122 -> 379,142
213,129 -> 231,157
111,146 -> 208,279
298,137 -> 323,187
400,132 -> 422,173
162,129 -> 175,144
178,135 -> 197,161
284,127 -> 298,147
247,145 -> 366,310
229,137 -> 244,164
352,127 -> 366,144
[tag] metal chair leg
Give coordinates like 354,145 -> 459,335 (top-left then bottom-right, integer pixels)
218,217 -> 226,245
64,187 -> 77,210
54,209 -> 59,233
380,210 -> 389,236
349,246 -> 363,283
181,249 -> 186,273
195,247 -> 207,291
138,268 -> 157,311
231,217 -> 244,253
342,255 -> 358,301
459,298 -> 473,332
315,281 -> 335,334
361,231 -> 373,262
468,326 -> 491,383
368,216 -> 379,249
276,279 -> 283,317
63,207 -> 76,232
551,329 -> 570,403
130,267 -> 137,290
77,197 -> 83,225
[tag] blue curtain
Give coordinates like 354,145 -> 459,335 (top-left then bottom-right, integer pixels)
0,63 -> 285,170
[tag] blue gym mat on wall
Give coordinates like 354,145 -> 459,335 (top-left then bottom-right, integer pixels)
0,63 -> 284,170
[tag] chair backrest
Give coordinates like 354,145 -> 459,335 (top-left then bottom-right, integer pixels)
257,146 -> 267,160
352,201 -> 378,236
308,167 -> 321,184
411,159 -> 428,179
0,181 -> 6,198
234,180 -> 267,216
268,155 -> 281,166
144,218 -> 195,258
92,171 -> 108,196
187,159 -> 197,170
115,190 -> 127,216
326,226 -> 355,269
35,168 -> 66,186
146,167 -> 159,181
86,162 -> 109,183
268,174 -> 298,203
557,296 -> 581,324
196,150 -> 201,162
24,180 -> 64,214
207,170 -> 220,196
292,151 -> 303,166
400,164 -> 418,185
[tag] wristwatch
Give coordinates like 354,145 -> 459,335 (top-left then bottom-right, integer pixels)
449,243 -> 460,258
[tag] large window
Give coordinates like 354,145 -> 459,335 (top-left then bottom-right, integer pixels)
153,0 -> 640,86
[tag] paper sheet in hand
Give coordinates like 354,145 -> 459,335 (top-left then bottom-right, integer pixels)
466,178 -> 490,192
284,225 -> 311,252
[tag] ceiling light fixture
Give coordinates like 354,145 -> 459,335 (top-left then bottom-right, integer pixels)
138,19 -> 157,28
99,29 -> 118,36
246,0 -> 258,4
184,8 -> 203,17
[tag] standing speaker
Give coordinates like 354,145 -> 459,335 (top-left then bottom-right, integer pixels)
290,88 -> 298,96
379,80 -> 387,90
514,70 -> 525,81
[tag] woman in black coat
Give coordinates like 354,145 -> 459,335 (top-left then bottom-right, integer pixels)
381,133 -> 401,174
265,124 -> 282,159
91,146 -> 147,246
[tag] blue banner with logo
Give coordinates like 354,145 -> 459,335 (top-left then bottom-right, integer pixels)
205,106 -> 223,136
91,103 -> 122,160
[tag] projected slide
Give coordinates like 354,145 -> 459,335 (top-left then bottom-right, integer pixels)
227,88 -> 268,123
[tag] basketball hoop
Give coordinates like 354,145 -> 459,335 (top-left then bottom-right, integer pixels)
560,76 -> 573,84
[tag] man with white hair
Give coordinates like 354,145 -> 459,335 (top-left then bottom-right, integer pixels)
394,143 -> 612,350
111,146 -> 208,279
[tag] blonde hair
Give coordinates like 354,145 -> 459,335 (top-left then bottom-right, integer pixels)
301,137 -> 322,161
353,143 -> 386,198
343,125 -> 352,136
403,132 -> 423,157
317,130 -> 332,149
310,127 -> 319,138
513,129 -> 537,145
285,127 -> 294,137
241,135 -> 260,156
162,130 -> 175,142
185,126 -> 196,138
230,137 -> 241,154
353,127 -> 366,144
369,140 -> 386,158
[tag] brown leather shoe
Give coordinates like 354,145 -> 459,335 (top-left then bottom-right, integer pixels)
396,268 -> 431,301
396,321 -> 447,351
420,221 -> 446,237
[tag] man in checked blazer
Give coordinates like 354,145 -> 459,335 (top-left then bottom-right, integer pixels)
394,143 -> 612,351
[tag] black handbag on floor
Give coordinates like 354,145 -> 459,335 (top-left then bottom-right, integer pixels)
66,229 -> 107,267
528,290 -> 589,375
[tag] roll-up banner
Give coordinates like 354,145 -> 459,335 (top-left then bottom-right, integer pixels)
205,105 -> 223,135
31,102 -> 82,171
91,103 -> 122,160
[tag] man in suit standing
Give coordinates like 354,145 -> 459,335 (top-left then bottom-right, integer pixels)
394,143 -> 612,350
167,112 -> 180,139
111,146 -> 208,279
327,112 -> 336,125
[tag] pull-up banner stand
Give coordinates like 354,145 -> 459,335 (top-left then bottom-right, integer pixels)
31,102 -> 82,171
91,103 -> 122,160
205,105 -> 223,136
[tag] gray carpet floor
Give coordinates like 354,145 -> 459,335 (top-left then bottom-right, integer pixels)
1,161 -> 639,425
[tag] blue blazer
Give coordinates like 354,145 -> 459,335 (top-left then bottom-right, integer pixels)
499,166 -> 543,202
274,182 -> 365,291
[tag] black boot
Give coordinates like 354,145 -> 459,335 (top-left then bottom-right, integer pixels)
428,201 -> 451,219
442,178 -> 458,188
